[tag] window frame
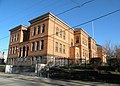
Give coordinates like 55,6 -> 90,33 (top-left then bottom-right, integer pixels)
60,43 -> 62,53
40,40 -> 44,50
37,26 -> 40,34
55,42 -> 58,52
63,31 -> 66,39
36,41 -> 39,51
31,42 -> 35,51
63,45 -> 65,54
60,29 -> 62,38
41,24 -> 45,33
56,27 -> 59,36
76,36 -> 79,43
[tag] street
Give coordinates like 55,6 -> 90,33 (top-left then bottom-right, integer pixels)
0,72 -> 119,86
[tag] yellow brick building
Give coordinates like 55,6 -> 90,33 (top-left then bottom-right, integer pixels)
7,12 -> 106,65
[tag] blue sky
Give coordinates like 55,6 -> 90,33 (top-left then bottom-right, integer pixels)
0,0 -> 120,55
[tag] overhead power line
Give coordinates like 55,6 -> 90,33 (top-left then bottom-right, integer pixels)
0,35 -> 9,40
0,0 -> 95,52
56,0 -> 95,16
0,0 -> 95,41
48,8 -> 120,39
1,8 -> 120,41
72,8 -> 120,28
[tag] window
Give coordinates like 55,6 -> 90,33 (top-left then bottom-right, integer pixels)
17,34 -> 19,41
36,41 -> 39,51
10,37 -> 12,42
40,40 -> 44,50
31,42 -> 34,51
71,39 -> 73,46
60,29 -> 62,38
56,28 -> 59,36
63,31 -> 66,39
63,45 -> 65,54
33,27 -> 36,36
41,24 -> 45,33
37,26 -> 40,34
12,35 -> 14,42
76,36 -> 79,43
32,27 -> 36,36
13,35 -> 15,42
14,34 -> 16,41
60,43 -> 62,53
55,42 -> 58,52
13,47 -> 14,54
15,34 -> 17,41
9,47 -> 12,54
82,38 -> 87,46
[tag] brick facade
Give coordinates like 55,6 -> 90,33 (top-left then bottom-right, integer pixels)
7,12 -> 106,65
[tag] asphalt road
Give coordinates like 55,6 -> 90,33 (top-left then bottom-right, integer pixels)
0,72 -> 119,86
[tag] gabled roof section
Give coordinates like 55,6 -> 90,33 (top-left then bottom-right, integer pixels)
9,24 -> 27,32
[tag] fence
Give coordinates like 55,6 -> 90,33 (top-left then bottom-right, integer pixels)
54,57 -> 88,67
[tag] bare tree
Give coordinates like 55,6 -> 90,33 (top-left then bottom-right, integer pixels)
104,40 -> 114,59
114,45 -> 120,58
104,41 -> 120,67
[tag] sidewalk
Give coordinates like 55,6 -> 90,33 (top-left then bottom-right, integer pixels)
0,72 -> 119,86
0,72 -> 38,80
